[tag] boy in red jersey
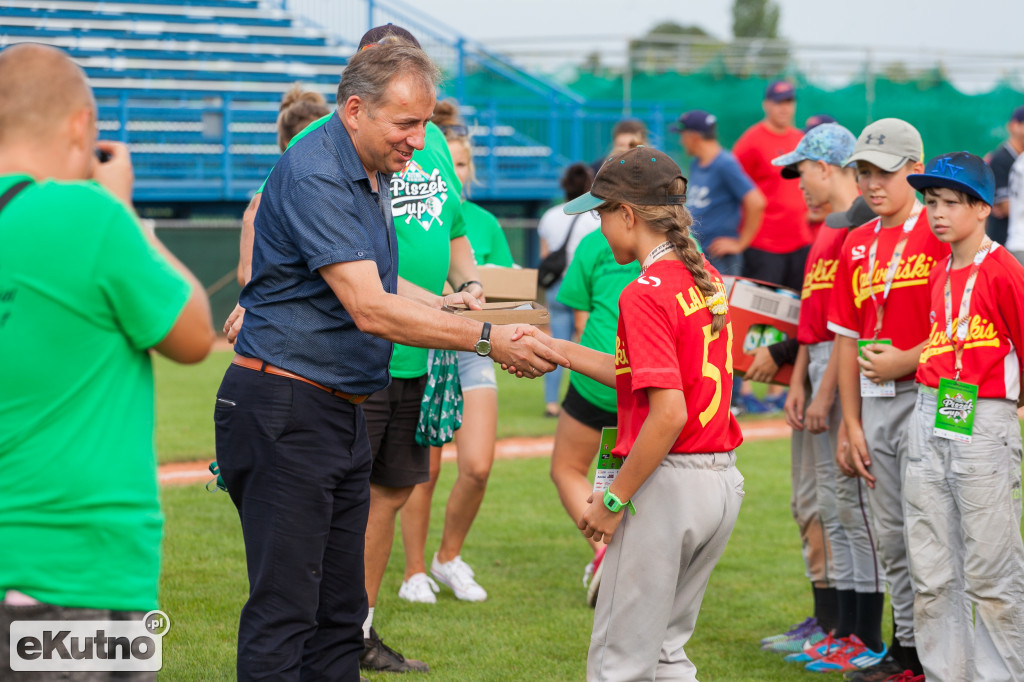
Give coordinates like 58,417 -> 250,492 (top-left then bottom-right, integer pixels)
827,119 -> 948,680
903,152 -> 1024,681
766,124 -> 888,673
535,146 -> 744,680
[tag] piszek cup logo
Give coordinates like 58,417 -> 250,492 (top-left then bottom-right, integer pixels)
938,393 -> 974,423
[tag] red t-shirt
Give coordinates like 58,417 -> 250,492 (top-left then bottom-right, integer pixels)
733,122 -> 810,254
798,225 -> 848,345
827,209 -> 949,382
612,259 -> 744,456
916,245 -> 1024,399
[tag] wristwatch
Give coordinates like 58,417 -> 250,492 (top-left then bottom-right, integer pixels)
603,488 -> 636,515
474,322 -> 492,357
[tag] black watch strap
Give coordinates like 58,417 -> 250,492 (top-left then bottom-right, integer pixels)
480,321 -> 491,342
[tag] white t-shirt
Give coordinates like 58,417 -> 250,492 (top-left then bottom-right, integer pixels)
536,202 -> 601,272
1005,154 -> 1024,252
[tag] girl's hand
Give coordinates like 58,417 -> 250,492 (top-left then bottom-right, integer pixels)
578,493 -> 624,544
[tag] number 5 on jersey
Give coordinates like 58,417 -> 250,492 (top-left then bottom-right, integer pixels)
699,322 -> 734,426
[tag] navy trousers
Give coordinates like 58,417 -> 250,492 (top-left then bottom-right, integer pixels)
215,364 -> 371,682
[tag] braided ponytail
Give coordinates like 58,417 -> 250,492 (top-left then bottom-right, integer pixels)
665,226 -> 726,334
608,177 -> 727,334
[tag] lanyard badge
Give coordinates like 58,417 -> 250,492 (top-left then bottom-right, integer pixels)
858,204 -> 922,399
592,427 -> 623,493
933,239 -> 993,443
858,339 -> 895,397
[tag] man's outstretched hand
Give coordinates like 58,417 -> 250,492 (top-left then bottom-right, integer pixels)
491,324 -> 568,378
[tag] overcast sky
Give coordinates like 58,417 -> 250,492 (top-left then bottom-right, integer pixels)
409,0 -> 1018,58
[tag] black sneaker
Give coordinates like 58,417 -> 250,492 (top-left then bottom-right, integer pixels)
360,627 -> 429,673
843,653 -> 904,681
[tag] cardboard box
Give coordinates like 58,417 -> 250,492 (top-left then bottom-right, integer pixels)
450,301 -> 549,326
442,266 -> 538,302
724,277 -> 801,386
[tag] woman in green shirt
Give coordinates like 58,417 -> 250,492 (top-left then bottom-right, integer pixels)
551,228 -> 641,607
398,101 -> 514,604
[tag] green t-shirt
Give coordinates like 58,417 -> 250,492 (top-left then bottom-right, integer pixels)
556,229 -> 640,413
0,176 -> 192,611
389,122 -> 466,378
462,201 -> 514,267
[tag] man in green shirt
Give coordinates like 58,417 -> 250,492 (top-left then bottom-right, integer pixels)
0,44 -> 214,679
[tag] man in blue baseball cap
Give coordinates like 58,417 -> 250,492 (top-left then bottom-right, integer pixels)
673,109 -> 765,277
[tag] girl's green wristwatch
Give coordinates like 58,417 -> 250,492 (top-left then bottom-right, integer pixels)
603,489 -> 636,515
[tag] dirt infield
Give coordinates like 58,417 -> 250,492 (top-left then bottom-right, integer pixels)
158,418 -> 791,486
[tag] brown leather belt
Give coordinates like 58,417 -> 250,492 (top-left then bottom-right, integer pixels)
231,355 -> 369,404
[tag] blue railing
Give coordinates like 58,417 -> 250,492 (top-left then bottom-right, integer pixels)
11,0 -> 679,204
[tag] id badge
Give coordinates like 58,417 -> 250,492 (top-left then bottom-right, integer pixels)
859,339 -> 895,398
592,427 -> 623,493
933,378 -> 978,443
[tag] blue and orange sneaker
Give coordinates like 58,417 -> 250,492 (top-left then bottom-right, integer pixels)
784,632 -> 845,663
806,635 -> 888,673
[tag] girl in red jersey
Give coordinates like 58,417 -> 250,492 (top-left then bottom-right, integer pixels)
544,146 -> 745,680
903,152 -> 1024,681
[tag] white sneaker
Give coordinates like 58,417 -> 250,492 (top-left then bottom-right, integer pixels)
397,572 -> 439,604
430,553 -> 487,602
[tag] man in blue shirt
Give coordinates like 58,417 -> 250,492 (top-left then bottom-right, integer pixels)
215,41 -> 566,682
674,109 -> 765,276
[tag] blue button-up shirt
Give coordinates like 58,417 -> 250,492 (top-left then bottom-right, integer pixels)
236,112 -> 398,394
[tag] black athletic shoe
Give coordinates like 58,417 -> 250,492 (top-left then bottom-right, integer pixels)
843,653 -> 904,681
360,627 -> 429,673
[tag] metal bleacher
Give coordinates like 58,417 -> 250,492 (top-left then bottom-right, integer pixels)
0,0 -> 645,211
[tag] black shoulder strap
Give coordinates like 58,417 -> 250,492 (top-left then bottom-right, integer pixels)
0,180 -> 31,216
560,213 -> 582,251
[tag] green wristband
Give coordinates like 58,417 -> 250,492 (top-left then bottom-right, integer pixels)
603,488 -> 636,515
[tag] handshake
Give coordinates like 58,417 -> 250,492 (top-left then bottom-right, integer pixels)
223,302 -> 572,380
487,324 -> 567,379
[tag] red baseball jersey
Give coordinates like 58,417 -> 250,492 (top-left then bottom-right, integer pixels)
827,210 -> 949,381
798,225 -> 849,345
612,259 -> 743,456
916,245 -> 1024,399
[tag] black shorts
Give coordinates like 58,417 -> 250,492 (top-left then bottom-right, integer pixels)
561,382 -> 617,432
361,375 -> 429,488
741,245 -> 810,292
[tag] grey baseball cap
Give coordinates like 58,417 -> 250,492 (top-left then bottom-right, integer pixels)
845,118 -> 924,172
824,195 -> 876,229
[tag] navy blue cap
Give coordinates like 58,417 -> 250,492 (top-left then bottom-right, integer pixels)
764,80 -> 796,102
1013,106 -> 1024,124
670,109 -> 717,134
906,151 -> 995,205
802,113 -> 836,133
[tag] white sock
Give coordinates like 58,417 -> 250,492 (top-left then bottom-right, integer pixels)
362,607 -> 374,639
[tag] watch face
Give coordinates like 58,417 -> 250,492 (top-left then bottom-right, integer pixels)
475,339 -> 491,356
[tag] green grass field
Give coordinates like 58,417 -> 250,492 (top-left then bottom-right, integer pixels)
153,351 -> 857,680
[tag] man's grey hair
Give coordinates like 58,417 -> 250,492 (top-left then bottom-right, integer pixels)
337,42 -> 440,114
